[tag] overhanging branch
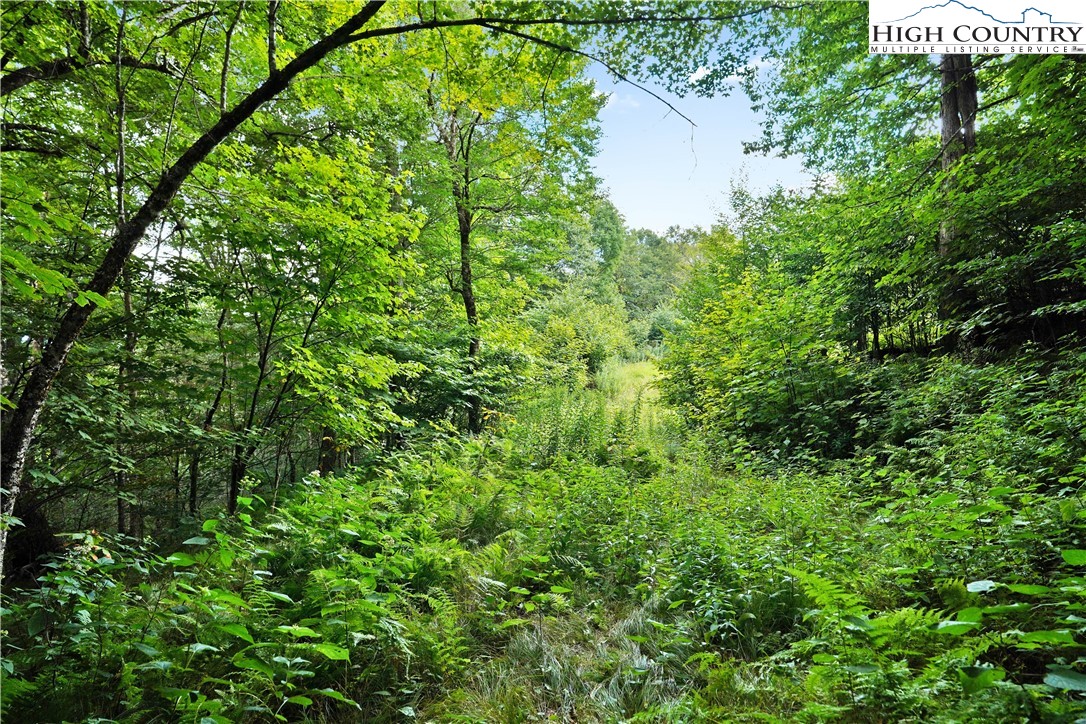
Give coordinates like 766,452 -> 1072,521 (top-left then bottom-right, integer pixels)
345,6 -> 803,42
477,21 -> 697,127
1,54 -> 180,96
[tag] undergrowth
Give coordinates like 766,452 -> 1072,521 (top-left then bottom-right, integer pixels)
3,357 -> 1086,721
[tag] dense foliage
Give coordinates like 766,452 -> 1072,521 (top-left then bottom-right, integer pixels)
3,1 -> 1086,721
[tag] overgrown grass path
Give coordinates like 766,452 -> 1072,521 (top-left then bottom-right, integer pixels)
427,360 -> 852,720
429,360 -> 1086,721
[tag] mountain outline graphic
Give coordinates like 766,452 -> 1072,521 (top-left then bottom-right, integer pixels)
884,0 -> 1077,25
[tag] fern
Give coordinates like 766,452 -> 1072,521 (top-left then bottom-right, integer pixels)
0,674 -> 36,709
790,570 -> 868,618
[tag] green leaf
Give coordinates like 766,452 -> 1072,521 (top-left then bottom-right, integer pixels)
1045,667 -> 1086,691
549,585 -> 572,594
26,610 -> 47,637
1020,630 -> 1077,645
509,587 -> 530,595
843,664 -> 878,674
498,618 -> 531,629
1007,584 -> 1050,595
185,643 -> 220,654
206,589 -> 249,609
166,552 -> 198,567
219,623 -> 254,644
1062,550 -> 1086,566
957,607 -> 984,623
74,289 -> 111,308
265,591 -> 294,604
310,688 -> 361,708
935,621 -> 980,635
844,615 -> 873,631
286,695 -> 313,706
182,536 -> 211,546
312,643 -> 349,661
959,666 -> 1005,696
132,642 -> 160,657
233,657 -> 274,677
277,625 -> 320,638
929,493 -> 958,507
983,603 -> 1031,614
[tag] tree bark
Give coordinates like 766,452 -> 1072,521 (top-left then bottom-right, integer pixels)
445,113 -> 484,434
0,1 -> 388,574
429,98 -> 485,434
229,449 -> 247,514
938,53 -> 977,257
220,2 -> 245,114
457,197 -> 483,434
318,425 -> 338,476
189,360 -> 227,517
3,494 -> 60,582
267,0 -> 280,75
0,54 -> 178,97
115,7 -> 133,538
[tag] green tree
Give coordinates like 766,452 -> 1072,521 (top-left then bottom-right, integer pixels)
412,26 -> 601,431
1,0 -> 794,569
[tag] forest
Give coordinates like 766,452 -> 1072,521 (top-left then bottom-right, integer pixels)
1,1 -> 1085,721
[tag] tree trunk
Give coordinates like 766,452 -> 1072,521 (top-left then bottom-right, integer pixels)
0,2 -> 388,573
458,201 -> 483,434
318,425 -> 337,476
229,446 -> 247,514
435,109 -> 485,435
189,310 -> 229,516
3,493 -> 61,583
938,53 -> 977,257
115,20 -> 134,537
871,310 -> 881,358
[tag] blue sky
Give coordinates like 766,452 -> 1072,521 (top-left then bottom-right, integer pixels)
589,66 -> 809,233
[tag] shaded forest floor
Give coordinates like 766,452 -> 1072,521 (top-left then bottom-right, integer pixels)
4,360 -> 1086,722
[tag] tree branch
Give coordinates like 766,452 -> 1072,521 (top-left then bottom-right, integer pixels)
0,142 -> 64,156
221,1 -> 245,114
268,0 -> 280,75
478,22 -> 697,127
1,54 -> 179,96
345,7 -> 801,42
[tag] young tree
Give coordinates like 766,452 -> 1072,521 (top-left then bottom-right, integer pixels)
418,28 -> 600,431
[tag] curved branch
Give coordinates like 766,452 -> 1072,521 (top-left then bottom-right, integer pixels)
345,6 -> 803,42
346,8 -> 807,127
1,54 -> 178,96
478,21 -> 697,127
